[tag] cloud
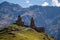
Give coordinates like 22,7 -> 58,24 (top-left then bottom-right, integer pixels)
42,2 -> 49,6
25,0 -> 30,4
26,0 -> 30,3
25,0 -> 33,6
52,0 -> 60,7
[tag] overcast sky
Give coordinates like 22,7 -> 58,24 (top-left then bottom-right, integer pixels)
0,0 -> 60,8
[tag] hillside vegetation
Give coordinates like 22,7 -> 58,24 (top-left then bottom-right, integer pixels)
0,24 -> 55,40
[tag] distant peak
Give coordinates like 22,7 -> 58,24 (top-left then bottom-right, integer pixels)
0,1 -> 22,8
29,5 -> 43,8
1,1 -> 9,4
30,5 -> 40,7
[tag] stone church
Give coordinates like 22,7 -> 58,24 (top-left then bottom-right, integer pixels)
14,15 -> 45,33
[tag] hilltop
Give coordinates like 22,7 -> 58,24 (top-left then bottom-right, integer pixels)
0,24 -> 55,40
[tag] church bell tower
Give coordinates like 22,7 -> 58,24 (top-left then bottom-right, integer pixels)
30,17 -> 35,29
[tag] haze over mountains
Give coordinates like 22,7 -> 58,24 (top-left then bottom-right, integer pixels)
0,1 -> 60,40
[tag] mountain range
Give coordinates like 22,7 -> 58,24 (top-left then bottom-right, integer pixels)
0,1 -> 60,40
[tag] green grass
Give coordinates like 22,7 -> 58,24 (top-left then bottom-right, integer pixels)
0,24 -> 55,40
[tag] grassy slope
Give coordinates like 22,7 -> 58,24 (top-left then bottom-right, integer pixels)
0,24 -> 55,40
